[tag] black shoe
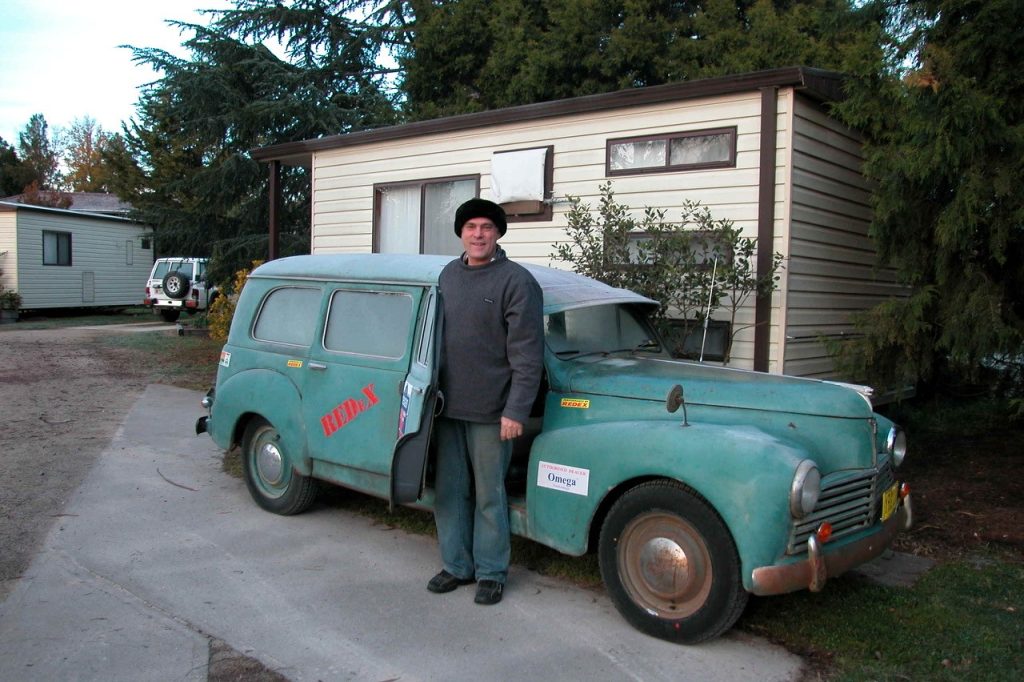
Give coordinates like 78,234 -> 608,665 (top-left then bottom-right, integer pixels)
474,580 -> 504,605
427,570 -> 474,593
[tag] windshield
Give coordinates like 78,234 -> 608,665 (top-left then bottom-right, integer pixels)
545,304 -> 668,359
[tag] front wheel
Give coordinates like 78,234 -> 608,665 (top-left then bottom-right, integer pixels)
241,418 -> 318,515
599,481 -> 748,644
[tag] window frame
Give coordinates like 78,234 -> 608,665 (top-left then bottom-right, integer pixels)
42,230 -> 72,266
372,174 -> 480,254
605,127 -> 737,177
606,229 -> 734,271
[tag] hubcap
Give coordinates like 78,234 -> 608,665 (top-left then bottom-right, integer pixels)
619,512 -> 712,618
638,536 -> 691,596
256,439 -> 284,485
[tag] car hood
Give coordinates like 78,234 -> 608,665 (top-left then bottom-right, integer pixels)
563,356 -> 874,419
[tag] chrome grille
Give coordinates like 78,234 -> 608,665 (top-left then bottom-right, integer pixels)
787,462 -> 895,555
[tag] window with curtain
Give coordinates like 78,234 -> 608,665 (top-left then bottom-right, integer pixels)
375,176 -> 479,256
607,127 -> 736,176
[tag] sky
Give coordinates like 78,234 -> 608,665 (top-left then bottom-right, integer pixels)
0,0 -> 232,147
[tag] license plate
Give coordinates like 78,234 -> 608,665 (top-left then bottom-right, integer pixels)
880,484 -> 898,522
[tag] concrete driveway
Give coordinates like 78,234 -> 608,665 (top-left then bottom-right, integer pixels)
0,385 -> 804,681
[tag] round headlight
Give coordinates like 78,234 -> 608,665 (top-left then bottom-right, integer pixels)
790,459 -> 821,518
886,427 -> 908,468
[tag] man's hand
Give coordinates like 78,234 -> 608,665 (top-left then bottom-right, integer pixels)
500,416 -> 524,441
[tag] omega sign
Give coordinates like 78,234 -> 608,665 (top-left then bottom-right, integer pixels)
537,461 -> 590,497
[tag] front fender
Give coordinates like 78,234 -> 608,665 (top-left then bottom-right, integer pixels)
526,420 -> 809,588
208,368 -> 311,475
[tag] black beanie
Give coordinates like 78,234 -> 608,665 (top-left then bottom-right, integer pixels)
454,198 -> 507,237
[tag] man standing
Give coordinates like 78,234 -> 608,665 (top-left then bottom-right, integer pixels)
427,198 -> 544,605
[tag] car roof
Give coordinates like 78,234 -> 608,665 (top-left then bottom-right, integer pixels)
251,254 -> 658,314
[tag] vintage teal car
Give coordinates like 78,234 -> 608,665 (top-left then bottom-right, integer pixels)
196,253 -> 912,644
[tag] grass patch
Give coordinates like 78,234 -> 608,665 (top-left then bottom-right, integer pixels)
2,306 -> 156,330
102,332 -> 222,390
740,556 -> 1023,680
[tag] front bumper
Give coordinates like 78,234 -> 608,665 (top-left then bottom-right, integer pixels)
750,491 -> 913,596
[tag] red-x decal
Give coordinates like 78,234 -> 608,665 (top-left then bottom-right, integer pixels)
320,384 -> 380,437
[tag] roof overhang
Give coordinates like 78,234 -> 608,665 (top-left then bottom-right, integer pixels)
251,66 -> 846,169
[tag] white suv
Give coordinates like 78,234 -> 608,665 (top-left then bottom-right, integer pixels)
144,257 -> 218,323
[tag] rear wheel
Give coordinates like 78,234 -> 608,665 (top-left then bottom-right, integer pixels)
599,481 -> 748,643
242,418 -> 318,515
159,309 -> 180,323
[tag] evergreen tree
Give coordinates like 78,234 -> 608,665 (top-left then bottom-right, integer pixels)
16,114 -> 59,190
116,0 -> 398,283
832,0 -> 1024,395
0,137 -> 35,196
396,0 -> 878,119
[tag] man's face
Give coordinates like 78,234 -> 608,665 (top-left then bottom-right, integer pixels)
460,217 -> 500,266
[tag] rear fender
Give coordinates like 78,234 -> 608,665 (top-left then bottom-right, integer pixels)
208,368 -> 311,476
526,421 -> 808,588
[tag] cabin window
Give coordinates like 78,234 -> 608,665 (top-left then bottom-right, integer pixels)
42,231 -> 72,266
252,287 -> 322,347
606,128 -> 736,176
374,176 -> 479,256
491,146 -> 554,222
610,230 -> 733,271
324,289 -> 413,359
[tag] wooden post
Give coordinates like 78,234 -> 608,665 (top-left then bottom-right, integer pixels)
268,160 -> 281,261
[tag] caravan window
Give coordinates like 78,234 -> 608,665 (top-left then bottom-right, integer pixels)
607,128 -> 736,176
42,231 -> 72,266
373,176 -> 479,257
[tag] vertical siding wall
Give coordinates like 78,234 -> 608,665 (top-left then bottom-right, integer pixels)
312,90 -> 788,370
15,211 -> 154,308
783,99 -> 901,378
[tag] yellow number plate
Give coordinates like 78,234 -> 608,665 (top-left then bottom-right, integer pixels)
880,484 -> 898,522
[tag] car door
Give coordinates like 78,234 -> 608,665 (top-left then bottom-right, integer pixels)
301,284 -> 423,496
390,287 -> 442,507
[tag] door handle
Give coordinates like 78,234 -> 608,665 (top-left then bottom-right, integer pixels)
308,362 -> 327,371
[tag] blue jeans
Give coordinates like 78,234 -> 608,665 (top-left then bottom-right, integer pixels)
433,417 -> 513,584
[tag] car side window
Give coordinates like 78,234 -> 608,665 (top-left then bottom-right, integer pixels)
324,289 -> 413,359
252,286 -> 322,347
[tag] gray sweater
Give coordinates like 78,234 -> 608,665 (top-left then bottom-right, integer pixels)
438,249 -> 544,424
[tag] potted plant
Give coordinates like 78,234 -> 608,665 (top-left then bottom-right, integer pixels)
0,274 -> 21,323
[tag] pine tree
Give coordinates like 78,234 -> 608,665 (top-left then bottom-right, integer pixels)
115,1 -> 399,283
833,0 -> 1024,394
16,114 -> 60,190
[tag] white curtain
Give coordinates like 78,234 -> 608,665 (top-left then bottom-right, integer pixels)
423,179 -> 476,256
378,185 -> 420,254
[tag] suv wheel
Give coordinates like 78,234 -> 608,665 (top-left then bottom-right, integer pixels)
162,271 -> 191,300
